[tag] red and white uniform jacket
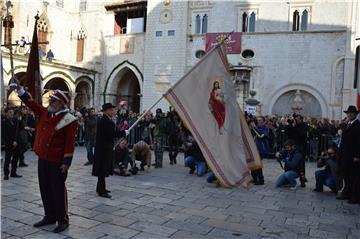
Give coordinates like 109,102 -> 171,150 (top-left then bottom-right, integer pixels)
19,90 -> 78,166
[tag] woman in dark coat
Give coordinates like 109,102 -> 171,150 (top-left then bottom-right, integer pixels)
92,103 -> 126,198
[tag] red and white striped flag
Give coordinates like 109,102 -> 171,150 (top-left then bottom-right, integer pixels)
164,45 -> 262,188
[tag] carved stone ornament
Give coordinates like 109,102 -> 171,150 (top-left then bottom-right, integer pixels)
160,9 -> 172,24
163,0 -> 171,6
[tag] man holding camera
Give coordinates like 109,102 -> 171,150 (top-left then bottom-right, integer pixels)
337,105 -> 360,204
275,139 -> 304,190
314,147 -> 342,193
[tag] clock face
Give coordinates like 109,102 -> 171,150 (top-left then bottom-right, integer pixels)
160,10 -> 172,24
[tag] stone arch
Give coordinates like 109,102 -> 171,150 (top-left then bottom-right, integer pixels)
3,65 -> 28,85
104,65 -> 142,112
43,72 -> 75,91
6,72 -> 27,106
103,61 -> 143,111
43,77 -> 71,107
267,84 -> 329,118
74,76 -> 93,109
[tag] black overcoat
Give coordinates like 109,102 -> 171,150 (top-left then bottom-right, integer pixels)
339,119 -> 360,170
92,115 -> 125,177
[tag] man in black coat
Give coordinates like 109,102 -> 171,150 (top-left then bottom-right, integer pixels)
92,103 -> 127,198
337,105 -> 360,204
2,107 -> 21,180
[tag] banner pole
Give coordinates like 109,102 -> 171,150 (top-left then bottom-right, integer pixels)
127,95 -> 164,132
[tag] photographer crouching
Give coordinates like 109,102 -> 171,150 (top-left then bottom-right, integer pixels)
275,139 -> 304,190
313,147 -> 342,194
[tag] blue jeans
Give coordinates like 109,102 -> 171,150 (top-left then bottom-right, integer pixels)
276,171 -> 299,187
185,156 -> 206,177
86,140 -> 95,163
315,169 -> 335,191
207,172 -> 217,183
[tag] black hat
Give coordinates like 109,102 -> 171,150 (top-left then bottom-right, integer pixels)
156,108 -> 162,114
101,103 -> 116,112
343,105 -> 359,114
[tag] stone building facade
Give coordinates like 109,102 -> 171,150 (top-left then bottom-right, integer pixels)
1,0 -> 359,119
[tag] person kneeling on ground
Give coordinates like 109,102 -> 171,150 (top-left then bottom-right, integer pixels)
113,138 -> 131,176
132,140 -> 151,171
314,147 -> 342,194
275,139 -> 304,190
183,135 -> 206,176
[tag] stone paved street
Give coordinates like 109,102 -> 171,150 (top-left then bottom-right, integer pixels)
1,147 -> 360,239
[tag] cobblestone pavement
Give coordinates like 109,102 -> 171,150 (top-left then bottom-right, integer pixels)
1,147 -> 360,239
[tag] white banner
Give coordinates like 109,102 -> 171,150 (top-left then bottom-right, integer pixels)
165,45 -> 261,188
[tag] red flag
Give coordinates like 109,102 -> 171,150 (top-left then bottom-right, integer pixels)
24,15 -> 42,104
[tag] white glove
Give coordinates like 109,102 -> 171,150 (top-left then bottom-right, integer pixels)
125,129 -> 130,136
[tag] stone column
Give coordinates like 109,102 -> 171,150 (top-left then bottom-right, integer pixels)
70,92 -> 77,110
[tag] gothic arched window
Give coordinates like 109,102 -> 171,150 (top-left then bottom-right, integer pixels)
76,28 -> 86,62
300,9 -> 308,31
37,15 -> 49,53
195,14 -> 201,34
242,12 -> 248,32
249,12 -> 256,32
202,14 -> 208,33
292,10 -> 300,31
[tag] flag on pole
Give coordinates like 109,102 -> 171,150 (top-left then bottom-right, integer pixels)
356,45 -> 360,110
24,15 -> 42,104
164,45 -> 262,188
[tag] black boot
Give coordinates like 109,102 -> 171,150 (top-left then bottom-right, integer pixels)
33,217 -> 56,227
53,223 -> 69,233
19,161 -> 28,167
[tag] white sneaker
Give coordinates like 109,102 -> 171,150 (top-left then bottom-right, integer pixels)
290,186 -> 297,191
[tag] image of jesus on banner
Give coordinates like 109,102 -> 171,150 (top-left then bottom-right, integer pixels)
209,79 -> 226,132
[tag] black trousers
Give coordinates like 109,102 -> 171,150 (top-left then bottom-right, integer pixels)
168,139 -> 179,163
251,169 -> 264,183
96,177 -> 106,194
343,165 -> 360,201
38,159 -> 68,224
4,145 -> 19,176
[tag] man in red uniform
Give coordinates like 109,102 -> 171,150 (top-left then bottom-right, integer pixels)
12,81 -> 77,233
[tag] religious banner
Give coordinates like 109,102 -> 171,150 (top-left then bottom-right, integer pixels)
120,37 -> 135,54
164,44 -> 261,188
205,32 -> 241,54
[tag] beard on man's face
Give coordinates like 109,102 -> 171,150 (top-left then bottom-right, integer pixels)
47,105 -> 55,113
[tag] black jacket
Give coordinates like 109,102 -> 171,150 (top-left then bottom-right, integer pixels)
92,115 -> 125,177
279,148 -> 303,174
339,119 -> 360,169
1,117 -> 17,147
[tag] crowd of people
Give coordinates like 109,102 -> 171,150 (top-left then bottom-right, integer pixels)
2,84 -> 360,233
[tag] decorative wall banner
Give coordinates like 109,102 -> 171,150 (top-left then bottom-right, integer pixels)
205,32 -> 242,54
120,37 -> 135,54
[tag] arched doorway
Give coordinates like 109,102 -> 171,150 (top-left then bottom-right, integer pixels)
43,77 -> 70,106
75,81 -> 91,110
105,67 -> 141,112
272,90 -> 322,118
6,72 -> 26,106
